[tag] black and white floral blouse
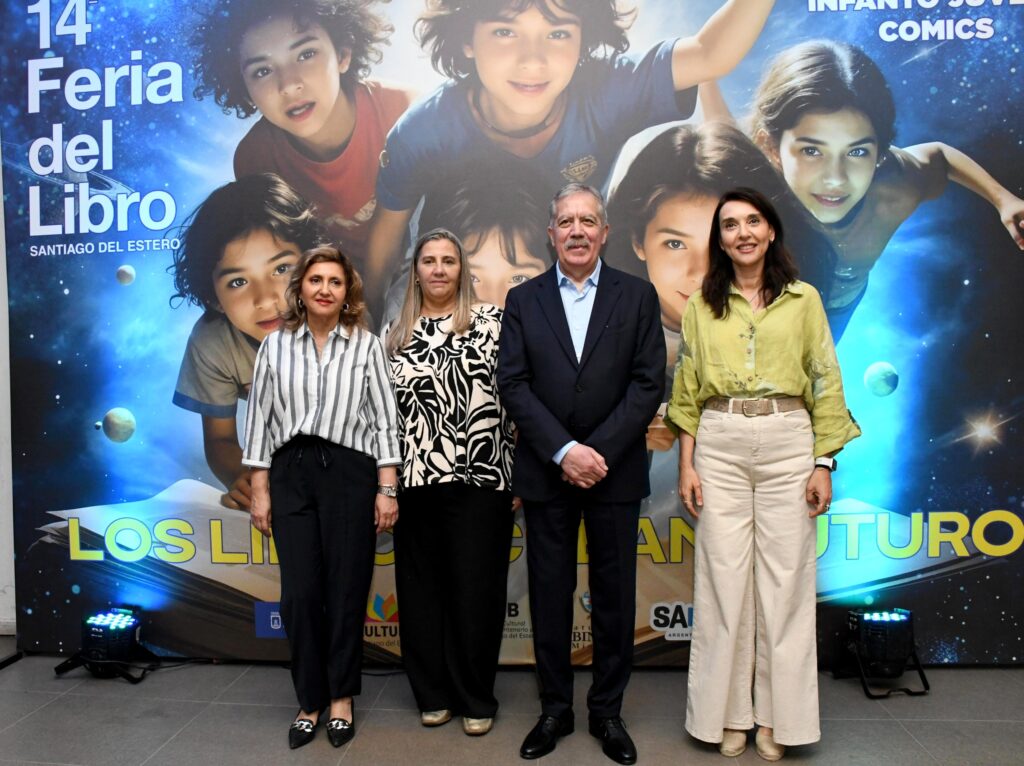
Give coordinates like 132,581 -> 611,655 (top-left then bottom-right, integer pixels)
387,304 -> 514,490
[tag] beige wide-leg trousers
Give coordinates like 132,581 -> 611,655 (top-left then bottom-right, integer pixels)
684,406 -> 821,746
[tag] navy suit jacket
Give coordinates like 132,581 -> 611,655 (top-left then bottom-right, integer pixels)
497,262 -> 666,503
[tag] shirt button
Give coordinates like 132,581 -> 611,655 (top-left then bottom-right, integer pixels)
748,376 -> 753,382
575,385 -> 583,393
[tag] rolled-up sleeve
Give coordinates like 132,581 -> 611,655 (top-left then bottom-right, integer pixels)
364,336 -> 402,467
664,301 -> 702,438
242,338 -> 275,468
803,290 -> 862,456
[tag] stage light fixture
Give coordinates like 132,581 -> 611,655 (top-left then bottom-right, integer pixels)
54,607 -> 151,683
835,607 -> 929,699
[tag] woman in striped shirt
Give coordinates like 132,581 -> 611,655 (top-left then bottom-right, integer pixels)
243,245 -> 401,750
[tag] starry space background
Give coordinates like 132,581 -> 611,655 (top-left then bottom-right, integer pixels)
1,0 -> 1021,662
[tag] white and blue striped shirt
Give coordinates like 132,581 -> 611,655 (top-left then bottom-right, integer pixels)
242,322 -> 401,469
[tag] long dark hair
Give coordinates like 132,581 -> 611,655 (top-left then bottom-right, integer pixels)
751,40 -> 896,156
703,188 -> 799,319
606,122 -> 835,293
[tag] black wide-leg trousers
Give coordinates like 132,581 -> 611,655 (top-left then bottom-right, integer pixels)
394,482 -> 514,718
524,496 -> 641,719
269,436 -> 377,714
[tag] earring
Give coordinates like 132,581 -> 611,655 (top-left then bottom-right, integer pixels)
414,279 -> 420,285
342,302 -> 350,311
297,297 -> 304,309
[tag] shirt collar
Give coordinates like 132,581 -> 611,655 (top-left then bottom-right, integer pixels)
296,321 -> 351,340
556,258 -> 602,288
728,280 -> 804,298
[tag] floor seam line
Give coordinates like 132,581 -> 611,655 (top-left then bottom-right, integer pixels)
137,700 -> 213,766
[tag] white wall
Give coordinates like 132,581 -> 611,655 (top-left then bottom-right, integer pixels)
0,129 -> 16,635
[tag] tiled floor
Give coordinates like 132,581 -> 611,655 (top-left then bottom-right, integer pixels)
0,636 -> 1020,765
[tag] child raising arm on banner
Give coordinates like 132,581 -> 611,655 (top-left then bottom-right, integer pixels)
750,40 -> 1024,339
365,0 -> 775,310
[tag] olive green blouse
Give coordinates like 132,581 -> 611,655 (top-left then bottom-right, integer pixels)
664,281 -> 861,457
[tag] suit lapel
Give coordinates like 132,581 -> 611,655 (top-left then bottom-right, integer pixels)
535,267 -> 578,369
578,265 -> 622,372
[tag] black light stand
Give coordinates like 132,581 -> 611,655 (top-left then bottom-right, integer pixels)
834,608 -> 930,699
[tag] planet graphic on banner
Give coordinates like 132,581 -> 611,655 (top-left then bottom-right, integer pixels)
116,265 -> 136,285
863,362 -> 899,397
101,408 -> 136,442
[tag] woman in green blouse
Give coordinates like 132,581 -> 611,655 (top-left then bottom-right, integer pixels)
665,188 -> 860,761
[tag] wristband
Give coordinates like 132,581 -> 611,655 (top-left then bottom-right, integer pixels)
814,456 -> 837,472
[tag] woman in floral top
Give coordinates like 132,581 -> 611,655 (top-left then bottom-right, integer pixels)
384,228 -> 515,737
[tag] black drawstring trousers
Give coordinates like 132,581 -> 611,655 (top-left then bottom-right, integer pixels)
269,435 -> 377,713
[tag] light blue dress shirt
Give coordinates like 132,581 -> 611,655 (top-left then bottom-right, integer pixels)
551,259 -> 602,465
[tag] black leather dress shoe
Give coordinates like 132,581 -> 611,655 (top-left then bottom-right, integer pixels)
288,717 -> 317,749
520,713 -> 575,759
326,717 -> 354,748
588,716 -> 637,765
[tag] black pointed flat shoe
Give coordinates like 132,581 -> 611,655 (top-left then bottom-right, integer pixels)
326,717 -> 355,748
288,717 -> 317,749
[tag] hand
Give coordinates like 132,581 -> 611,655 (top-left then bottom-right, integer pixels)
645,414 -> 677,452
998,195 -> 1024,249
375,494 -> 398,534
805,467 -> 833,517
678,463 -> 703,518
511,496 -> 523,512
560,444 -> 608,489
250,489 -> 272,538
220,472 -> 253,511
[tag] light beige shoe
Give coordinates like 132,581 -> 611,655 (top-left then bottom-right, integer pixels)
420,709 -> 452,727
755,728 -> 785,762
462,716 -> 494,736
719,728 -> 747,757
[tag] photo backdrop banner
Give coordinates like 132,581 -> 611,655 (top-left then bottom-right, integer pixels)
2,0 -> 1022,664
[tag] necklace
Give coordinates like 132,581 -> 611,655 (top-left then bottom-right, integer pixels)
471,86 -> 561,140
739,284 -> 764,310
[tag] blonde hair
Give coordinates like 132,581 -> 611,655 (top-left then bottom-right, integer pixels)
386,228 -> 474,355
282,245 -> 367,332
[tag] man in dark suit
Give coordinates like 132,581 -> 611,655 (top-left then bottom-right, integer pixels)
497,183 -> 665,764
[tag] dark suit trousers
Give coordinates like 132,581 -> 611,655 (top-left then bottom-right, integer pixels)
524,495 -> 641,719
395,482 -> 514,717
269,436 -> 377,713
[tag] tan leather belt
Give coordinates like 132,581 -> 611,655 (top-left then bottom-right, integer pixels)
703,396 -> 805,417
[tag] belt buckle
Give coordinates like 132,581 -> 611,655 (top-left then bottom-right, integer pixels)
741,399 -> 764,417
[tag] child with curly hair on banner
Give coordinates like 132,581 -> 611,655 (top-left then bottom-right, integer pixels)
191,0 -> 413,304
171,174 -> 324,511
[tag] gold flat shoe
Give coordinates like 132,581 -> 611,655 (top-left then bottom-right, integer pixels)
420,709 -> 452,727
463,716 -> 493,736
719,728 -> 747,757
755,728 -> 785,761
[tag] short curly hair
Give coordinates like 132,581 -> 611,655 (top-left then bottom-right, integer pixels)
191,0 -> 393,118
416,0 -> 633,80
171,173 -> 324,311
